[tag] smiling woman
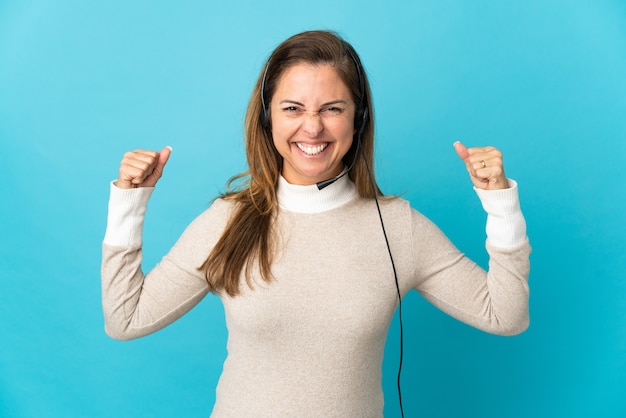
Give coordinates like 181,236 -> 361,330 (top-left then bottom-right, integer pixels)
271,63 -> 356,185
101,30 -> 530,417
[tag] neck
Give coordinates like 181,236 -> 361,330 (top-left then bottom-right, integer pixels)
277,171 -> 357,213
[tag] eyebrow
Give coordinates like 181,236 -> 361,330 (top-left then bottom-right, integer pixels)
278,99 -> 349,107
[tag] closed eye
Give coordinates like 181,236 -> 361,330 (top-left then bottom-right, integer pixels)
320,106 -> 345,116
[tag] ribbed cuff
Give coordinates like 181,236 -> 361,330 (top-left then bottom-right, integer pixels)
103,181 -> 155,246
474,179 -> 527,248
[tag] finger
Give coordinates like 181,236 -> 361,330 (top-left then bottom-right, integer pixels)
117,150 -> 160,188
155,146 -> 172,174
465,147 -> 500,171
123,150 -> 161,166
465,145 -> 497,156
126,152 -> 159,184
469,150 -> 508,190
453,141 -> 470,161
146,146 -> 173,184
454,144 -> 509,190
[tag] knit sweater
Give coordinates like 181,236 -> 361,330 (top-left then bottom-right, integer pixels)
101,175 -> 530,417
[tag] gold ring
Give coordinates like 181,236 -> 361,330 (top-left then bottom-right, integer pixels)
480,160 -> 486,169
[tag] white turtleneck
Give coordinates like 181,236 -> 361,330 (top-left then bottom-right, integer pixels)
276,173 -> 358,213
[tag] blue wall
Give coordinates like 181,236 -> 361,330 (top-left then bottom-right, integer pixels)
1,1 -> 624,417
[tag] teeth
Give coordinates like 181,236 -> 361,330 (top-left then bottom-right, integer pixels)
296,142 -> 328,155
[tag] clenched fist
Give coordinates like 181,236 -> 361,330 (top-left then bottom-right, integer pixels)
115,146 -> 172,189
453,141 -> 509,190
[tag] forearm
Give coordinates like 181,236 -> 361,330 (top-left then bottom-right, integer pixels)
101,243 -> 208,340
101,182 -> 208,340
415,239 -> 530,336
412,181 -> 531,335
483,239 -> 531,335
474,179 -> 527,248
454,180 -> 531,333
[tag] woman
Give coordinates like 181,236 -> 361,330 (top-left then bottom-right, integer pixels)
102,30 -> 530,417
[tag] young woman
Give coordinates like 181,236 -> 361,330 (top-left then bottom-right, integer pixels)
102,30 -> 530,417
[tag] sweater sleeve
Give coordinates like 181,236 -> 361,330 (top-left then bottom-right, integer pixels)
103,181 -> 154,246
101,183 -> 217,340
474,179 -> 527,248
409,180 -> 531,336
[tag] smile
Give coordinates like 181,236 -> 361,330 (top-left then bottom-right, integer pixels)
296,142 -> 329,156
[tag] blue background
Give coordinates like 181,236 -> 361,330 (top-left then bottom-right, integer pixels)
1,1 -> 625,417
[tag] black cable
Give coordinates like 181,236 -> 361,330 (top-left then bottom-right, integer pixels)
362,153 -> 405,418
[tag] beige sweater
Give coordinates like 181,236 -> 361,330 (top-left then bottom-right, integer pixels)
102,175 -> 530,417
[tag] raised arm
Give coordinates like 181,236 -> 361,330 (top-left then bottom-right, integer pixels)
101,147 -> 210,340
410,142 -> 530,335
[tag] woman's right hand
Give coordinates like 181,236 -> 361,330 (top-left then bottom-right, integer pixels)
115,146 -> 172,189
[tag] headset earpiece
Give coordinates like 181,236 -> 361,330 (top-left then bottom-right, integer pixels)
356,105 -> 368,138
260,61 -> 271,129
260,107 -> 270,129
345,45 -> 367,140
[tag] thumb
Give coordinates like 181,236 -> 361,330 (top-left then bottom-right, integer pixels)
453,141 -> 469,161
151,146 -> 172,181
158,146 -> 172,168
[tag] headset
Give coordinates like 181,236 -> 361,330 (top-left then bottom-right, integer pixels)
261,43 -> 406,417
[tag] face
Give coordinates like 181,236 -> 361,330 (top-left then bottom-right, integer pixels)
270,63 -> 355,186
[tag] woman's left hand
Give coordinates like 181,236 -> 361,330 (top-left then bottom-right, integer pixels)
453,141 -> 509,190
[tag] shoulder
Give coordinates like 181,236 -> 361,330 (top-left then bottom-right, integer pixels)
373,195 -> 419,218
208,196 -> 237,214
184,197 -> 236,233
370,195 -> 440,231
379,195 -> 410,211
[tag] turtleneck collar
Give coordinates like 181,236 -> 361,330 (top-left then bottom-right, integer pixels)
277,172 -> 358,213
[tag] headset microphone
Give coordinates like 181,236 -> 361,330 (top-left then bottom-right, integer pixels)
315,138 -> 361,190
316,177 -> 340,191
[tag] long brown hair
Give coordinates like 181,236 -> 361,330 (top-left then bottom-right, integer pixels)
200,30 -> 381,296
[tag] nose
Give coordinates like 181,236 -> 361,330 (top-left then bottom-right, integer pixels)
301,112 -> 323,137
